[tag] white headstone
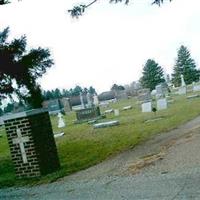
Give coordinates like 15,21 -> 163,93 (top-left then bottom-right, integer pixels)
142,102 -> 152,112
93,94 -> 99,106
86,93 -> 93,108
181,74 -> 186,87
114,109 -> 120,116
157,98 -> 167,110
58,113 -> 65,128
178,87 -> 186,95
80,93 -> 85,109
193,83 -> 200,92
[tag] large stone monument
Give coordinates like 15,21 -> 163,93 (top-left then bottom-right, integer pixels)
3,109 -> 60,179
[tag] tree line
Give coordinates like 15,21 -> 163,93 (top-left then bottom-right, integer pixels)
140,45 -> 200,91
43,86 -> 96,100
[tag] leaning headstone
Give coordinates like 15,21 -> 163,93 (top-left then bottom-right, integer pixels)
114,109 -> 120,116
58,112 -> 65,128
157,98 -> 167,110
142,102 -> 152,112
3,109 -> 60,179
93,120 -> 119,129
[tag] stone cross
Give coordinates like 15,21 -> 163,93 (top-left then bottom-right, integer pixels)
12,129 -> 29,164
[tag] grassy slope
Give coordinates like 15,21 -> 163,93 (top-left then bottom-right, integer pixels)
0,94 -> 200,188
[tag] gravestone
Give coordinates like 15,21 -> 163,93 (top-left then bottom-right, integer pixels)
157,98 -> 167,110
80,93 -> 86,109
93,120 -> 119,129
137,89 -> 151,102
122,105 -> 132,110
104,109 -> 114,114
115,90 -> 128,100
193,83 -> 200,92
75,107 -> 101,122
142,102 -> 152,112
156,84 -> 164,99
43,98 -> 71,115
178,74 -> 187,95
93,94 -> 99,106
60,98 -> 72,113
43,99 -> 61,114
86,93 -> 93,108
57,112 -> 65,128
114,109 -> 120,116
3,109 -> 60,179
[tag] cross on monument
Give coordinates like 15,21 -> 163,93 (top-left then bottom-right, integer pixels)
12,129 -> 30,164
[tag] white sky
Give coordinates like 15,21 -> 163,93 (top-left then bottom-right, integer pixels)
0,0 -> 200,93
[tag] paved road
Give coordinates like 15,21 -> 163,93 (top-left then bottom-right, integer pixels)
1,116 -> 200,200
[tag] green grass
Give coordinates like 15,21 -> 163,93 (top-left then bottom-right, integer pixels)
1,93 -> 200,188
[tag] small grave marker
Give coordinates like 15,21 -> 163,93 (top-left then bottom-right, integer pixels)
93,120 -> 119,129
114,109 -> 120,116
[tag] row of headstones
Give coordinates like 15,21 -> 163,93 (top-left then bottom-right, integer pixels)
142,98 -> 167,113
175,74 -> 200,95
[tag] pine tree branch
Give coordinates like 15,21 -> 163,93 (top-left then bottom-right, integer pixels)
68,0 -> 172,18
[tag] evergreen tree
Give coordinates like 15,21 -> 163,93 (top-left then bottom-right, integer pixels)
88,86 -> 96,94
0,27 -> 53,108
140,59 -> 165,91
171,45 -> 200,87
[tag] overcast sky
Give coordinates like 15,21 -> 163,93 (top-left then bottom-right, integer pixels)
0,0 -> 200,93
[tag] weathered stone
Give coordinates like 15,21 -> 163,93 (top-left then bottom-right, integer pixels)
93,120 -> 119,129
178,86 -> 187,95
122,105 -> 132,110
3,109 -> 60,179
142,102 -> 152,113
187,94 -> 200,99
104,109 -> 114,114
157,98 -> 167,110
76,107 -> 101,122
114,109 -> 120,116
54,132 -> 65,138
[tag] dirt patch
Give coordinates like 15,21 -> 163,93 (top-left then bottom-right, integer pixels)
128,151 -> 165,174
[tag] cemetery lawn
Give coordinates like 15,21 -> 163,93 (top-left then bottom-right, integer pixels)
1,94 -> 200,188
